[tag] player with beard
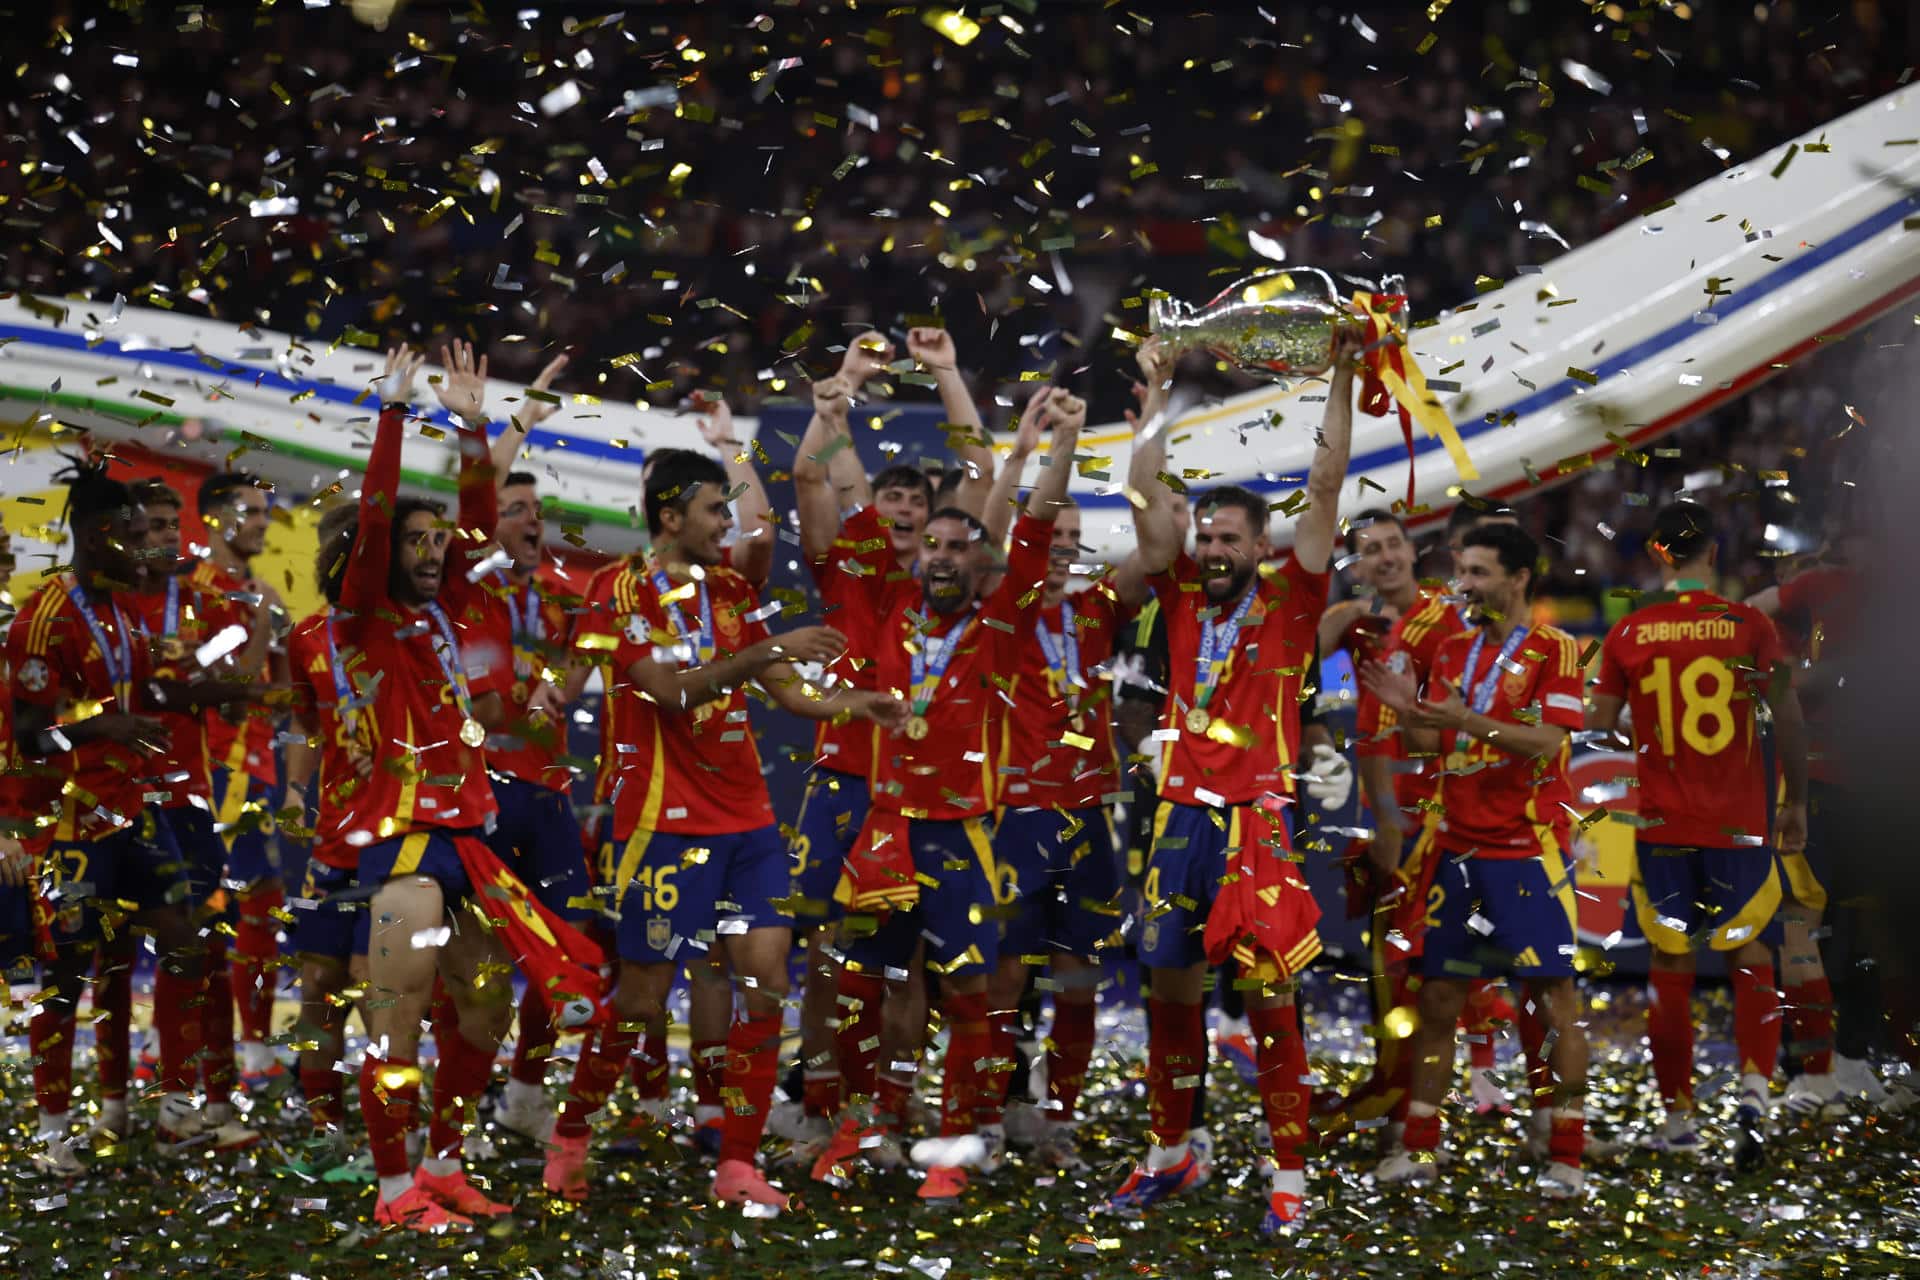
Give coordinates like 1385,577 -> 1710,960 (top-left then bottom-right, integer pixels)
785,329 -> 990,1146
10,461 -> 263,1176
1361,522 -> 1591,1199
193,468 -> 292,1088
1590,501 -> 1808,1168
542,449 -> 904,1214
1105,327 -> 1360,1234
806,388 -> 1081,1202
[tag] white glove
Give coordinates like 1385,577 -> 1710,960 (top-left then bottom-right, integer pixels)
1300,743 -> 1353,810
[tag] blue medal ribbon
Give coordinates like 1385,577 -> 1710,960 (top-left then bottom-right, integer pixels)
1034,598 -> 1082,713
1192,587 -> 1258,712
62,576 -> 136,706
421,602 -> 479,725
498,569 -> 544,680
1459,624 -> 1531,715
910,608 -> 975,716
323,615 -> 360,737
650,564 -> 713,668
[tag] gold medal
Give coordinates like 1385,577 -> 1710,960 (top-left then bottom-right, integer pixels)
1185,706 -> 1211,734
906,715 -> 930,741
460,717 -> 487,748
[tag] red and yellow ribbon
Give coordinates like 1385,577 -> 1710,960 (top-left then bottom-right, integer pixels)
1351,290 -> 1477,507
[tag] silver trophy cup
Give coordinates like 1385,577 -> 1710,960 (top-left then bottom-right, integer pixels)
1149,267 -> 1351,377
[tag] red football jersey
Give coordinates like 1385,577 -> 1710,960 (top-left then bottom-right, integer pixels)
1148,552 -> 1328,810
1353,589 -> 1457,821
584,560 -> 776,838
1775,567 -> 1858,785
999,584 -> 1125,811
1428,623 -> 1584,857
126,576 -> 244,810
806,516 -> 895,783
830,508 -> 1052,822
6,577 -> 160,842
1595,587 -> 1784,848
0,643 -> 58,856
190,560 -> 278,787
463,565 -> 576,793
330,402 -> 500,843
287,608 -> 371,871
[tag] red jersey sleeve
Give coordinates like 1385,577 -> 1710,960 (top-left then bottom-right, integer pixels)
1531,629 -> 1587,732
341,402 -> 407,617
1594,618 -> 1631,702
811,505 -> 901,624
984,513 -> 1056,628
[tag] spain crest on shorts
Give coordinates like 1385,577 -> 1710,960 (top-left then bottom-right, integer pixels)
647,915 -> 673,952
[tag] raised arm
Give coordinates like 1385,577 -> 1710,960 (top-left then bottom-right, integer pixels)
795,374 -> 859,564
1293,324 -> 1365,577
695,393 -> 772,588
984,391 -> 1048,547
1023,388 -> 1082,525
435,339 -> 499,544
908,327 -> 995,518
488,353 -> 570,490
341,348 -> 426,614
1125,337 -> 1182,578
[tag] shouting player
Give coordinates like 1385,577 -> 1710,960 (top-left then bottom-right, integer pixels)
1362,521 -> 1592,1199
1589,500 -> 1807,1168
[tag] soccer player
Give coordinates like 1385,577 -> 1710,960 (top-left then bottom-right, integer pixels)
9,461 -> 261,1175
808,387 -> 1083,1202
1589,501 -> 1808,1168
1361,521 -> 1592,1199
0,512 -> 52,988
282,502 -> 375,1148
193,467 -> 292,1086
976,391 -> 1129,1170
342,345 -> 553,1229
543,449 -> 905,1214
124,478 -> 272,1141
786,330 -> 986,1143
1107,326 -> 1360,1233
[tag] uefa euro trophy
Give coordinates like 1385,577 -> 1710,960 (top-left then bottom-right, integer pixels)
1149,267 -> 1352,377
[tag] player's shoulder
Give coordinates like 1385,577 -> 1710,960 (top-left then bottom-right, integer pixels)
189,560 -> 237,591
13,577 -> 76,642
1396,591 -> 1454,638
1525,623 -> 1583,674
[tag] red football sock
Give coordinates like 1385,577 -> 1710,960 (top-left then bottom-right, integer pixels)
691,1038 -> 727,1111
631,1029 -> 670,1100
1382,968 -> 1417,1122
429,1022 -> 496,1162
510,990 -> 557,1086
301,1065 -> 344,1131
875,1067 -> 916,1129
202,943 -> 237,1101
1145,996 -> 1205,1148
233,884 -> 283,1043
1249,1002 -> 1310,1172
803,1069 -> 843,1118
30,1006 -> 77,1117
151,967 -> 206,1096
1731,964 -> 1782,1081
1463,980 -> 1498,1071
835,969 -> 886,1101
1784,977 -> 1835,1076
1647,969 -> 1695,1107
1401,1107 -> 1442,1152
1045,999 -> 1096,1121
1517,992 -> 1553,1109
718,1009 -> 783,1163
1548,1109 -> 1585,1167
937,991 -> 992,1138
359,1052 -> 421,1179
555,1023 -> 640,1139
93,956 -> 131,1102
978,1002 -> 1016,1128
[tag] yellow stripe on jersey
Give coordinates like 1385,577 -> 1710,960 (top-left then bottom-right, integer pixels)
612,718 -> 669,910
1397,595 -> 1453,648
392,706 -> 419,833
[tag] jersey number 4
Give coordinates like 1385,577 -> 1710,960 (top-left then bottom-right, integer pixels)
1638,655 -> 1737,756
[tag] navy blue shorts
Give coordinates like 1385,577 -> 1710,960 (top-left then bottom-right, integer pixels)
842,815 -> 1000,979
0,883 -> 37,974
606,824 -> 793,965
1139,801 -> 1248,971
992,805 -> 1124,960
290,858 -> 370,962
156,805 -> 225,918
1633,841 -> 1783,954
1421,839 -> 1579,980
213,767 -> 281,886
357,828 -> 476,900
43,818 -> 191,946
789,768 -> 871,929
485,774 -> 593,924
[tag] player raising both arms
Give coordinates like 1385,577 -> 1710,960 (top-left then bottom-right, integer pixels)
543,449 -> 903,1214
1108,325 -> 1361,1234
1589,501 -> 1808,1168
1362,521 -> 1591,1199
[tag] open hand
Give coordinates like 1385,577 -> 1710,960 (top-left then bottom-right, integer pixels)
0,836 -> 31,888
857,690 -> 910,731
434,339 -> 490,425
692,391 -> 739,449
377,346 -> 427,405
767,626 -> 848,665
514,352 -> 571,432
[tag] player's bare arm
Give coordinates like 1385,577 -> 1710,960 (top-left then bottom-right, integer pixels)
910,327 -> 996,518
626,625 -> 848,716
1291,324 -> 1365,578
1125,337 -> 1182,580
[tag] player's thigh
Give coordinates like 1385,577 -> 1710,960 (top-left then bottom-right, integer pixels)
1695,848 -> 1784,952
1138,802 -> 1229,971
291,859 -> 363,966
843,902 -> 921,977
363,875 -> 447,990
718,824 -> 795,937
1048,806 -> 1124,958
610,828 -> 723,964
1633,842 -> 1709,955
722,924 -> 794,1001
992,807 -> 1055,958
